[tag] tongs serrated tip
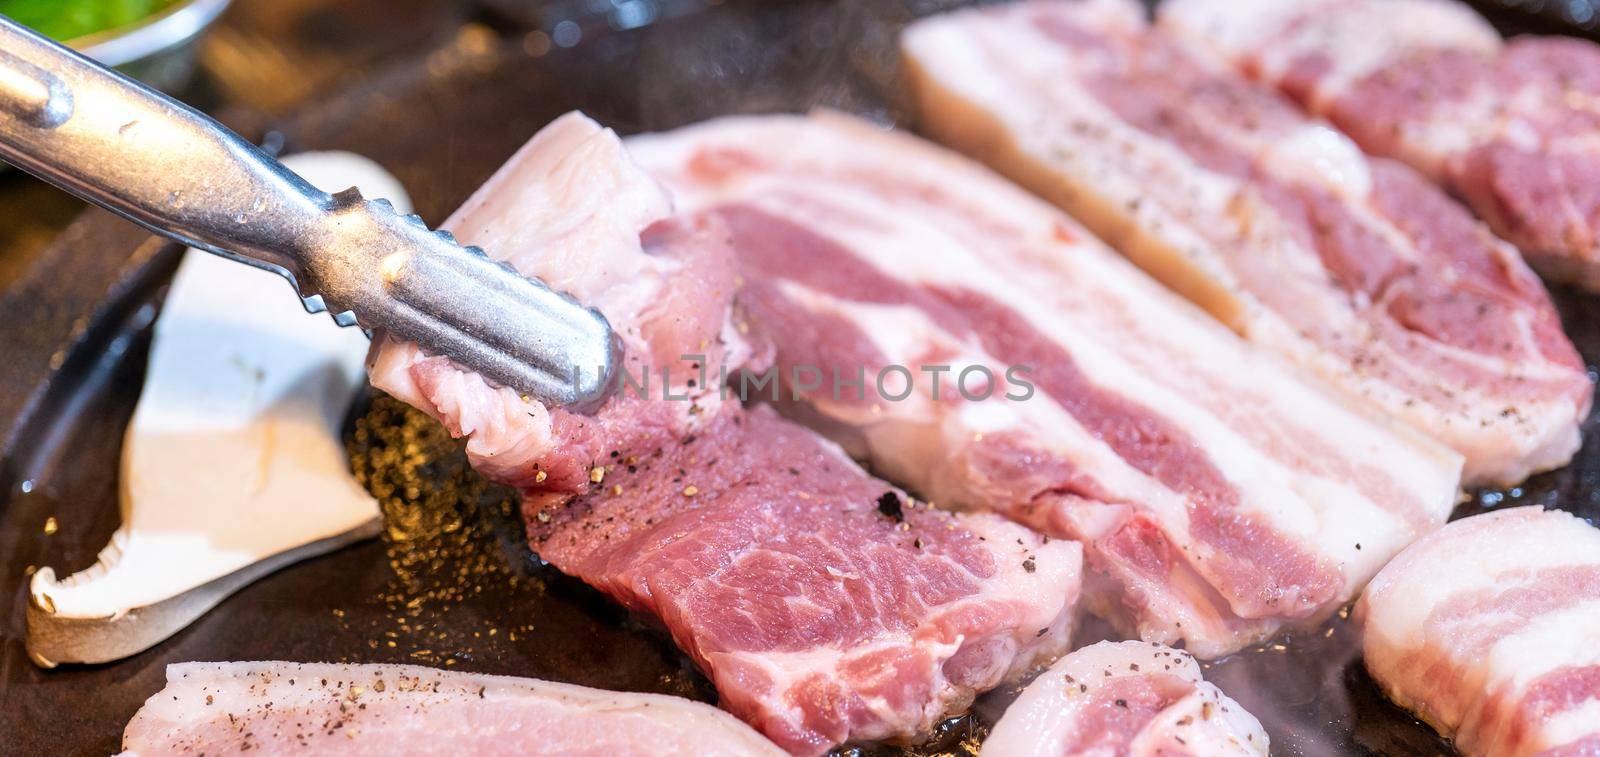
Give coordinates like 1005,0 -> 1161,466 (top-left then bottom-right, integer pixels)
301,187 -> 624,412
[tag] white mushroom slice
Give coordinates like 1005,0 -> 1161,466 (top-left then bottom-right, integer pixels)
26,152 -> 408,667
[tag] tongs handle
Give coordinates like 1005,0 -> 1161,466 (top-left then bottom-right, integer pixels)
0,15 -> 624,411
0,15 -> 327,282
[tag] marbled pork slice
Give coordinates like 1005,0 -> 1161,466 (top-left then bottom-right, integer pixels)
902,0 -> 1590,487
627,111 -> 1461,658
1359,507 -> 1600,756
119,661 -> 786,756
1161,0 -> 1600,292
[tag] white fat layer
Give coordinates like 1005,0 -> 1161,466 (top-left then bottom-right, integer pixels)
1547,698 -> 1600,750
443,112 -> 675,325
1158,0 -> 1332,59
124,662 -> 786,756
1131,684 -> 1270,756
1262,122 -> 1373,197
29,152 -> 394,618
1365,509 -> 1600,653
1255,0 -> 1501,104
1363,509 -> 1600,752
984,641 -> 1267,757
1488,597 -> 1600,686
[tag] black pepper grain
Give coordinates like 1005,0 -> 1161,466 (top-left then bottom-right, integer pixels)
876,491 -> 904,521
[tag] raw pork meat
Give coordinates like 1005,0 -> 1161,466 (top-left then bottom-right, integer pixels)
119,661 -> 785,756
530,406 -> 1080,755
368,112 -> 751,495
368,112 -> 1084,755
901,0 -> 1591,487
1161,0 -> 1600,292
982,640 -> 1267,756
1359,507 -> 1600,756
627,111 -> 1462,658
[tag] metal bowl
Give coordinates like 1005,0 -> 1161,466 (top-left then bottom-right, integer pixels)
68,0 -> 232,90
0,0 -> 229,174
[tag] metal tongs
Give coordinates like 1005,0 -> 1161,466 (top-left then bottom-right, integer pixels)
0,16 -> 620,412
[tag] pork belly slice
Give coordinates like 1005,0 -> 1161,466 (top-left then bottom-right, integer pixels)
626,111 -> 1461,658
529,405 -> 1081,755
903,0 -> 1591,487
367,111 -> 751,495
983,640 -> 1267,756
366,112 -> 1083,754
1359,507 -> 1600,756
1161,0 -> 1600,292
119,661 -> 785,756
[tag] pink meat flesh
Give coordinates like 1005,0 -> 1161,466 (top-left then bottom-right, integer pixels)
530,405 -> 1080,755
